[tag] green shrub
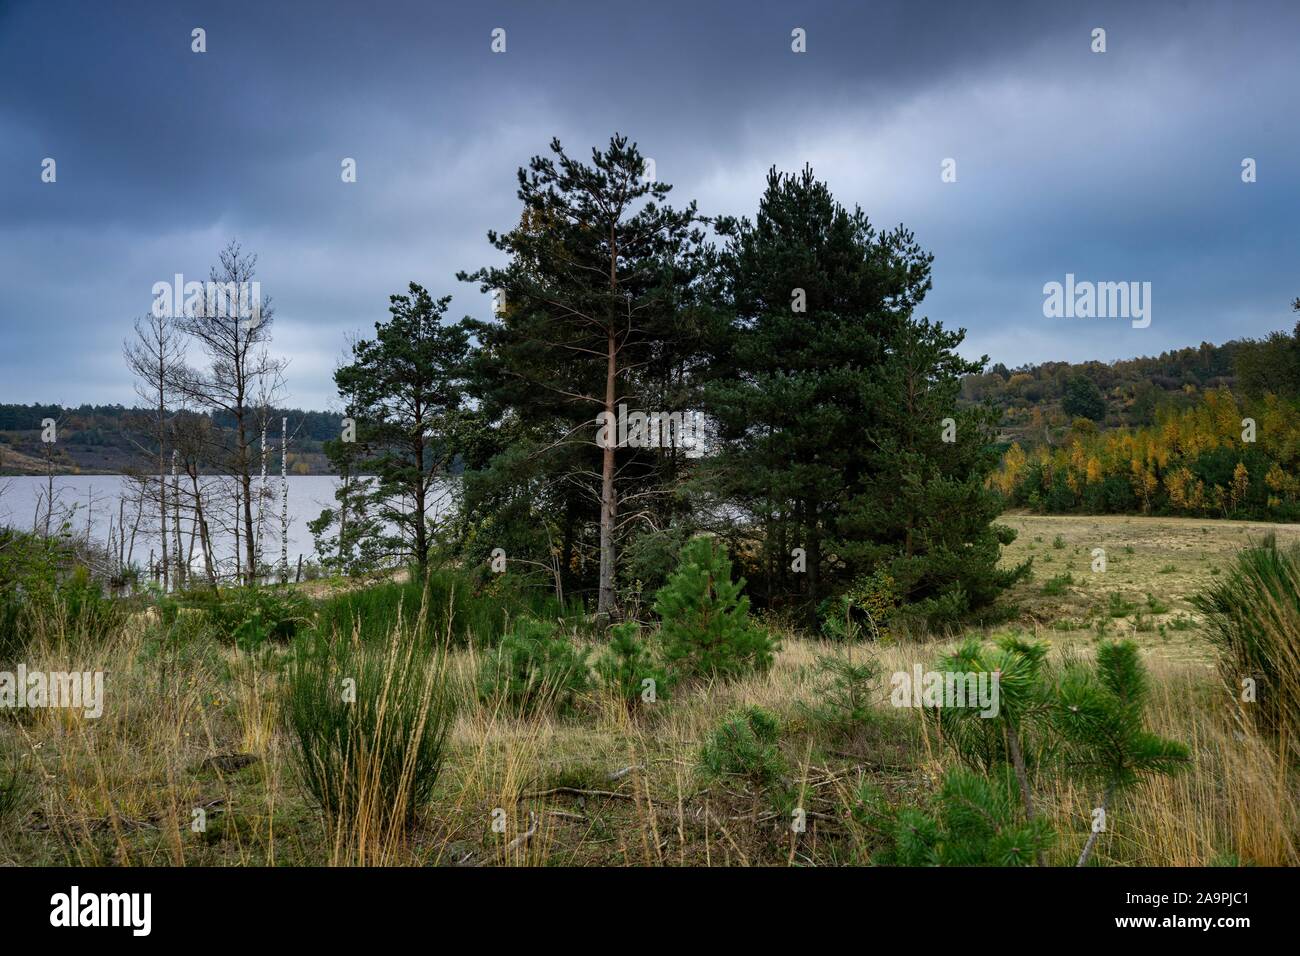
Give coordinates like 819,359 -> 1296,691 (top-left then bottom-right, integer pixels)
477,618 -> 592,716
597,621 -> 669,709
1042,572 -> 1073,596
313,576 -> 439,645
873,640 -> 1187,867
1107,592 -> 1137,618
655,537 -> 777,682
820,596 -> 863,642
208,586 -> 313,649
697,706 -> 786,790
827,570 -> 898,640
933,635 -> 1054,775
801,650 -> 879,732
156,585 -> 223,625
872,767 -> 1052,866
895,586 -> 972,634
60,564 -> 117,630
1145,593 -> 1171,614
820,574 -> 897,642
0,530 -> 120,658
283,629 -> 454,834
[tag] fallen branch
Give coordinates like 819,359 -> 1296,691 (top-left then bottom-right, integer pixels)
523,786 -> 636,801
504,811 -> 538,853
546,809 -> 587,822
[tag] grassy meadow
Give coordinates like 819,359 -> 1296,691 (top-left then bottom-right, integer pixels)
1,513 -> 1297,868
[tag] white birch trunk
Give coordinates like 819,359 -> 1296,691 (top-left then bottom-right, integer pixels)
171,449 -> 181,590
256,418 -> 268,579
280,416 -> 289,583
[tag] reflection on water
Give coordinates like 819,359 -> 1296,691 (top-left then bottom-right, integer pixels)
0,474 -> 453,583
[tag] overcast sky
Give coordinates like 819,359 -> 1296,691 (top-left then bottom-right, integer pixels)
2,0 -> 1297,410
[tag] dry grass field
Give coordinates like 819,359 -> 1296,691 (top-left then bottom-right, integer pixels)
1,513 -> 1296,868
997,512 -> 1300,657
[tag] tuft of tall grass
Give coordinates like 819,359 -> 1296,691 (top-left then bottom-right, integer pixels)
312,568 -> 579,647
0,559 -> 122,663
0,753 -> 27,824
227,648 -> 278,754
1192,533 -> 1300,755
283,610 -> 455,864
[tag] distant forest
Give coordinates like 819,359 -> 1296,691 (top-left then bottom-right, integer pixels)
4,319 -> 1298,477
0,404 -> 345,475
964,318 -> 1300,448
983,313 -> 1300,521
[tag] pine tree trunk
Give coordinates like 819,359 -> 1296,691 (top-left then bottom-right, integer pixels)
597,325 -> 617,622
559,494 -> 574,603
414,430 -> 428,573
238,403 -> 257,584
338,469 -> 350,572
42,443 -> 56,540
1076,782 -> 1117,867
806,529 -> 821,631
186,494 -> 198,575
596,215 -> 623,625
127,496 -> 142,571
1005,723 -> 1046,866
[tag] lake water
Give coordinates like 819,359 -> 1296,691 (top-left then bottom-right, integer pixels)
0,474 -> 451,581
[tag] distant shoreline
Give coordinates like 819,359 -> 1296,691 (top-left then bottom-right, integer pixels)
0,468 -> 339,478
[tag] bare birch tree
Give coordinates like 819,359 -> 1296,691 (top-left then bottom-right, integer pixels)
280,415 -> 289,582
174,241 -> 286,584
124,311 -> 185,589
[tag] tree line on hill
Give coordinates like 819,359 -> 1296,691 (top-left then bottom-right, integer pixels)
963,314 -> 1300,442
983,303 -> 1300,522
0,402 -> 343,476
0,403 -> 344,440
993,387 -> 1300,521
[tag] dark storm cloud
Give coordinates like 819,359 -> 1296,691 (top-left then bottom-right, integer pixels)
1,0 -> 1297,408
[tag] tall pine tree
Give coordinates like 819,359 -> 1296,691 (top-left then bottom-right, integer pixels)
332,283 -> 470,573
459,135 -> 712,620
704,165 -> 1023,629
